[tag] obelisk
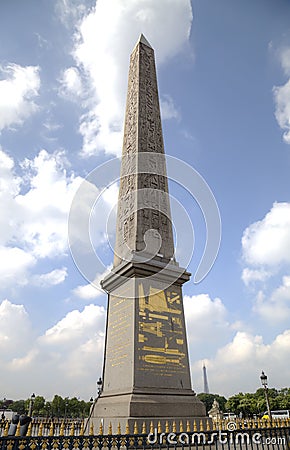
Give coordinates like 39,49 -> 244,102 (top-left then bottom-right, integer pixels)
90,34 -> 206,433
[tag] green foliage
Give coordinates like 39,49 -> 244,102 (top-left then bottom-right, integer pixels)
10,400 -> 26,414
197,393 -> 227,413
3,395 -> 91,418
4,387 -> 290,419
32,396 -> 46,416
226,387 -> 290,417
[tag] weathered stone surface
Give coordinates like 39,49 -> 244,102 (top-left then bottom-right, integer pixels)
90,35 -> 206,431
114,34 -> 174,267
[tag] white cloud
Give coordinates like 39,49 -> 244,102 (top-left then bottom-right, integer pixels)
241,268 -> 271,286
242,202 -> 290,267
280,47 -> 290,76
73,265 -> 112,299
32,268 -> 68,287
184,294 -> 228,339
184,294 -> 232,360
241,202 -> 290,324
0,64 -> 40,131
5,303 -> 106,398
273,47 -> 290,144
16,149 -> 83,258
44,304 -> 104,344
55,0 -> 90,28
59,67 -> 83,99
73,282 -> 102,300
253,276 -> 290,324
0,147 -> 120,291
0,148 -> 85,289
192,330 -> 290,396
160,95 -> 181,121
0,149 -> 22,245
0,247 -> 36,288
64,0 -> 193,157
0,300 -> 35,360
273,79 -> 290,144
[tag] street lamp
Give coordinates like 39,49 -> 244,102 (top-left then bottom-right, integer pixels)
64,400 -> 69,420
1,398 -> 7,420
28,393 -> 35,417
260,371 -> 271,419
97,377 -> 103,397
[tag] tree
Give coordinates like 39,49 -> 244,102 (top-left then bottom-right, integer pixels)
68,397 -> 82,418
51,395 -> 65,418
197,393 -> 227,413
32,396 -> 46,416
276,388 -> 290,410
225,393 -> 243,414
10,400 -> 26,414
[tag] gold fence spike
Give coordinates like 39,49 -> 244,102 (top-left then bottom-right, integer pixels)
212,420 -> 217,431
26,422 -> 32,437
89,423 -> 94,436
157,421 -> 161,434
49,422 -> 54,436
59,422 -> 65,436
179,420 -> 183,432
149,421 -> 153,434
125,421 -> 130,434
15,422 -> 21,437
172,421 -> 176,433
108,422 -> 112,435
117,422 -> 121,434
133,421 -> 138,434
199,420 -> 204,432
3,421 -> 9,437
79,422 -> 84,436
193,420 -> 197,432
206,419 -> 211,431
165,421 -> 169,433
141,422 -> 146,434
186,420 -> 190,432
70,422 -> 75,436
99,422 -> 103,435
38,423 -> 43,437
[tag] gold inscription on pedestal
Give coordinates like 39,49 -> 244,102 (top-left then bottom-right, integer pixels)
137,282 -> 187,377
106,296 -> 132,367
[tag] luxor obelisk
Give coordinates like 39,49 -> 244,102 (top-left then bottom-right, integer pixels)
90,34 -> 206,432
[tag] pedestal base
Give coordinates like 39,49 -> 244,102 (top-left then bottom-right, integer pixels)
89,390 -> 208,434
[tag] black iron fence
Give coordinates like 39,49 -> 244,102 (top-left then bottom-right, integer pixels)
0,426 -> 289,450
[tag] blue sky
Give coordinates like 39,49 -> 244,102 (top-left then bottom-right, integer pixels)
0,0 -> 290,401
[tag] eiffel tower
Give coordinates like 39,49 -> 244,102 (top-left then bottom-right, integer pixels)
90,34 -> 206,433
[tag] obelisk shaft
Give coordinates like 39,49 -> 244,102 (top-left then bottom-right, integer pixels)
114,34 -> 174,267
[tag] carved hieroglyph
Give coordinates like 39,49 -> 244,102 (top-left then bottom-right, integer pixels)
114,35 -> 174,266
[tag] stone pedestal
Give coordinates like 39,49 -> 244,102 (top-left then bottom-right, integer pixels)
90,259 -> 207,433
